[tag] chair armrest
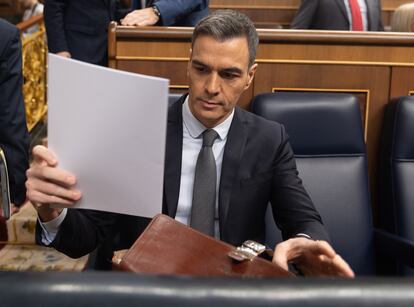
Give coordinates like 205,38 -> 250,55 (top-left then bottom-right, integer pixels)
374,228 -> 414,269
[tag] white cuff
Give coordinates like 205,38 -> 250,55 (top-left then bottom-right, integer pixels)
38,208 -> 68,245
295,233 -> 311,239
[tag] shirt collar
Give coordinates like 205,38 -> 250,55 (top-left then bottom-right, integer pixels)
182,96 -> 234,141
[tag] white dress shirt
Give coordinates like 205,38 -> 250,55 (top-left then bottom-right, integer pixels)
343,0 -> 368,31
175,97 -> 234,239
40,97 -> 234,244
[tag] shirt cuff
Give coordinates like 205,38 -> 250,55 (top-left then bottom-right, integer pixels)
295,233 -> 311,239
38,208 -> 68,245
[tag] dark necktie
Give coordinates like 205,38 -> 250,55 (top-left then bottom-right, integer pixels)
190,129 -> 219,236
349,0 -> 364,31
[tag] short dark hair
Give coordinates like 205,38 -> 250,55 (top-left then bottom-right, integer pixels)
191,10 -> 259,68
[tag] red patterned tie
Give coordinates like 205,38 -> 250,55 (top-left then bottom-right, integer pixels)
349,0 -> 364,31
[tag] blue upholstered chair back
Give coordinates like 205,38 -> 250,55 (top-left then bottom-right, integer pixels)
380,96 -> 414,275
168,93 -> 183,107
251,92 -> 375,275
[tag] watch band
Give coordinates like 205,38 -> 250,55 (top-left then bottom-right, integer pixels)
152,5 -> 161,18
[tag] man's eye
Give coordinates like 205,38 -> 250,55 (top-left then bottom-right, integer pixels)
194,66 -> 207,73
221,72 -> 238,80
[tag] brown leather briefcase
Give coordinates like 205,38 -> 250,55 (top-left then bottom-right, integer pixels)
114,214 -> 291,277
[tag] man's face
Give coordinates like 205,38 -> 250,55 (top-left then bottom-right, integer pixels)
187,35 -> 257,128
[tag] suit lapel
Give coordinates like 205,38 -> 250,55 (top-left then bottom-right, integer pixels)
218,108 -> 247,237
163,97 -> 184,217
334,0 -> 349,23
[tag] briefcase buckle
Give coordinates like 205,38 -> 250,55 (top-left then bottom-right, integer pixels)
228,240 -> 270,262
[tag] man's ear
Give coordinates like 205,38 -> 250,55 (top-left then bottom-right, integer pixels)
244,63 -> 258,90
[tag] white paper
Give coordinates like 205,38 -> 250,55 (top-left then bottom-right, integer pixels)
47,54 -> 169,217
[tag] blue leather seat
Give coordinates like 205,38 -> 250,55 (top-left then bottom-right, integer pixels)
379,96 -> 414,275
250,92 -> 414,276
169,93 -> 183,107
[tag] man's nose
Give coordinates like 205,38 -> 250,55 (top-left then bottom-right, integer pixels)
205,73 -> 220,96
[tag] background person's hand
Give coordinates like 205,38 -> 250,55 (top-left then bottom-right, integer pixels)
272,237 -> 355,277
26,145 -> 81,222
121,8 -> 160,26
56,51 -> 71,58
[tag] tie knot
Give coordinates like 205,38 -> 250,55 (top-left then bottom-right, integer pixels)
202,129 -> 218,147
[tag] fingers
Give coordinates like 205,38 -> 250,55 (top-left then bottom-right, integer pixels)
331,254 -> 355,278
272,238 -> 306,270
272,238 -> 354,277
56,51 -> 71,58
308,240 -> 336,258
27,146 -> 81,209
28,190 -> 78,207
32,145 -> 58,166
121,8 -> 159,26
26,177 -> 81,203
28,163 -> 76,187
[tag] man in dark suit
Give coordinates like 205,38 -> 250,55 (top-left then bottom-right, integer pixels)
124,0 -> 209,27
0,19 -> 30,209
27,10 -> 353,276
44,0 -> 208,66
291,0 -> 384,31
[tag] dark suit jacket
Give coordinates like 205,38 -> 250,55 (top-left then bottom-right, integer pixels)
0,19 -> 30,205
44,0 -> 208,66
135,0 -> 209,27
291,0 -> 384,31
36,96 -> 328,267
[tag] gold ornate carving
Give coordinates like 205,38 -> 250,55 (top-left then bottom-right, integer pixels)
21,22 -> 48,132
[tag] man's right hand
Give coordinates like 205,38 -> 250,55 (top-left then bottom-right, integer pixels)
26,146 -> 82,222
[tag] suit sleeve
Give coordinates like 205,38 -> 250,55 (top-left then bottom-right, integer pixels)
36,209 -> 118,259
0,25 -> 29,206
154,0 -> 207,26
270,126 -> 330,242
44,0 -> 69,53
376,0 -> 384,31
291,0 -> 318,29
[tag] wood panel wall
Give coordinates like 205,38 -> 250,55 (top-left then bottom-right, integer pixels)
108,24 -> 414,221
210,0 -> 414,29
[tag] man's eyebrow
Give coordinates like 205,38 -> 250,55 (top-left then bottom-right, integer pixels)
192,60 -> 243,75
220,67 -> 243,75
191,60 -> 208,67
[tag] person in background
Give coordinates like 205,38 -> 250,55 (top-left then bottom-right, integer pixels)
44,0 -> 208,67
123,0 -> 209,27
21,0 -> 44,35
292,0 -> 384,31
0,19 -> 30,213
391,3 -> 414,32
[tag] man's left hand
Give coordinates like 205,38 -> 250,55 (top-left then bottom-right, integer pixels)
121,8 -> 160,26
272,237 -> 355,277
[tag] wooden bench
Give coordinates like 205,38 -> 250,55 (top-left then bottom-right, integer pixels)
210,0 -> 414,29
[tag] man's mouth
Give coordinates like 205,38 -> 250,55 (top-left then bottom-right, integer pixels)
199,99 -> 221,107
